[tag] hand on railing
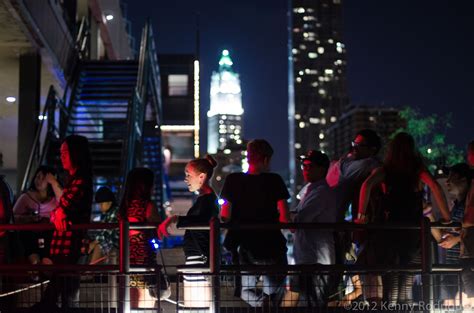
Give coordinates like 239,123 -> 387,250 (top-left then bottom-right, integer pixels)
354,212 -> 368,224
157,215 -> 178,239
438,233 -> 461,249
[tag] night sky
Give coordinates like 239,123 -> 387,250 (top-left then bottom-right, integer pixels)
124,0 -> 474,174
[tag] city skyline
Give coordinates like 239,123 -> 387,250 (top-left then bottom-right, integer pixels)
124,0 -> 474,174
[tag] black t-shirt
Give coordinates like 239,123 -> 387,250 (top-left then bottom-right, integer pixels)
220,172 -> 290,259
177,193 -> 219,259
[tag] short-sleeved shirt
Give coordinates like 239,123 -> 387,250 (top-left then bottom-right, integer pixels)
13,192 -> 57,221
94,207 -> 119,255
326,155 -> 380,221
220,172 -> 290,259
177,193 -> 219,259
292,179 -> 337,265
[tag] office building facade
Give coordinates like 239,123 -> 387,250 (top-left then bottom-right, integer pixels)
326,105 -> 405,159
288,0 -> 349,193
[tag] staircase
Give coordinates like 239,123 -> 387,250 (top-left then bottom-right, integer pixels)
68,61 -> 138,193
22,23 -> 165,216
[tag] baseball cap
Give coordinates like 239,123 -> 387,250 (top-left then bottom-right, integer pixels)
300,150 -> 330,169
95,187 -> 115,203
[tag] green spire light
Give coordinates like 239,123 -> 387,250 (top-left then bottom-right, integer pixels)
219,49 -> 233,68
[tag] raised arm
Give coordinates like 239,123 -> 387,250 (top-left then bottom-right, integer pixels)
357,167 -> 385,223
46,173 -> 63,201
419,170 -> 451,222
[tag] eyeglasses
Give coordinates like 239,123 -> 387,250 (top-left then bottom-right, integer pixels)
300,163 -> 315,170
351,141 -> 371,148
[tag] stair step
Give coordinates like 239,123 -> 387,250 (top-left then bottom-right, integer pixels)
79,82 -> 137,88
79,76 -> 137,83
82,70 -> 137,76
78,85 -> 135,91
76,96 -> 132,101
83,60 -> 138,66
72,103 -> 129,108
69,117 -> 127,121
77,90 -> 133,96
73,105 -> 129,110
69,120 -> 125,127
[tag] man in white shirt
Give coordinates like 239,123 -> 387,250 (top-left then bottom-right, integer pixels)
291,150 -> 337,307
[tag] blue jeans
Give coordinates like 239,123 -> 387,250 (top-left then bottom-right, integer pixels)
239,248 -> 287,307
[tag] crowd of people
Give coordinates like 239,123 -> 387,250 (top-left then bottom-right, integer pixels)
0,131 -> 472,310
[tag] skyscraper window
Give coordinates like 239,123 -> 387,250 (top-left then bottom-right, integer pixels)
168,74 -> 188,96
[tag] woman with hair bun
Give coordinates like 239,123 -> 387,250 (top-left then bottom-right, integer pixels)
158,155 -> 219,264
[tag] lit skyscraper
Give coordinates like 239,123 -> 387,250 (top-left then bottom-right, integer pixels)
288,0 -> 349,193
207,50 -> 244,154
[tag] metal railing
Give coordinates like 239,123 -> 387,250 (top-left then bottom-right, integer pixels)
0,221 -> 161,313
120,20 -> 162,186
0,219 -> 466,312
75,16 -> 90,60
19,7 -> 90,193
20,86 -> 63,192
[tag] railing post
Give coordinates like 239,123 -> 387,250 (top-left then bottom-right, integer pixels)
209,217 -> 220,313
421,217 -> 432,312
47,91 -> 56,135
118,219 -> 130,313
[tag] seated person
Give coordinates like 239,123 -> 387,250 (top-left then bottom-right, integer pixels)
88,187 -> 119,264
13,166 -> 60,265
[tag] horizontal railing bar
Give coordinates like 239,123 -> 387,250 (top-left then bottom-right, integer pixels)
4,221 -> 457,232
181,221 -> 461,231
0,264 -> 161,273
0,222 -> 159,231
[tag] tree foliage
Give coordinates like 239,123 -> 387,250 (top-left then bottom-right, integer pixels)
393,107 -> 463,174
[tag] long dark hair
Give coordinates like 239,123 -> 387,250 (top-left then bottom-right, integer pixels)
119,168 -> 154,217
63,135 -> 93,180
384,132 -> 424,188
29,165 -> 56,198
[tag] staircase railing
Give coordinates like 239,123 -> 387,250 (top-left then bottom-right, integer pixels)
75,16 -> 90,60
120,21 -> 162,184
20,86 -> 63,191
20,15 -> 90,192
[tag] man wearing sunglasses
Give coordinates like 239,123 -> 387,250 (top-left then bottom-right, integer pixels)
326,129 -> 382,222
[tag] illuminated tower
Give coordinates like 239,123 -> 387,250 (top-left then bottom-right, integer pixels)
207,50 -> 244,154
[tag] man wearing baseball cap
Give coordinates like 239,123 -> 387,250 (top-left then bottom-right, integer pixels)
289,150 -> 337,307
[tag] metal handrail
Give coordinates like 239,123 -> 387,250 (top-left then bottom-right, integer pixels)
120,21 -> 161,188
75,16 -> 90,60
20,11 -> 91,192
189,218 -> 459,313
20,86 -> 60,192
